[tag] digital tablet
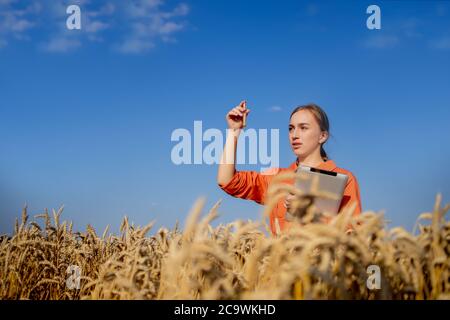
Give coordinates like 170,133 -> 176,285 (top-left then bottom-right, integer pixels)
294,164 -> 349,215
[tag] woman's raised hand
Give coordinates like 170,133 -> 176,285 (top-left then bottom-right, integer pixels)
226,100 -> 250,130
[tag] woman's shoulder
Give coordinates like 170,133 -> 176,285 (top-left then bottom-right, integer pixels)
261,161 -> 298,176
261,167 -> 281,176
333,165 -> 358,182
260,161 -> 358,180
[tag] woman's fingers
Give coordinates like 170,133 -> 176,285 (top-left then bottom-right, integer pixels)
227,101 -> 249,127
284,192 -> 295,210
231,107 -> 243,117
228,111 -> 243,119
234,107 -> 249,116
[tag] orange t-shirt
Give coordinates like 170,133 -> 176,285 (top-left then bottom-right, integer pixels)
219,159 -> 362,236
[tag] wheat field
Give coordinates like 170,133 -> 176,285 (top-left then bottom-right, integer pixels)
0,174 -> 449,300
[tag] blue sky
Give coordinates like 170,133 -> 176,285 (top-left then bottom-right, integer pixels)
0,0 -> 449,235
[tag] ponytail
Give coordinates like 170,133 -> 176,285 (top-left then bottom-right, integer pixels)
320,145 -> 328,161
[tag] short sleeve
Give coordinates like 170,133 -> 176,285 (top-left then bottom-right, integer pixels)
339,174 -> 362,216
219,171 -> 270,204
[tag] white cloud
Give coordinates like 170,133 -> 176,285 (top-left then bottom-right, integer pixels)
83,3 -> 114,34
436,4 -> 448,17
40,1 -> 113,53
161,3 -> 189,19
88,3 -> 115,17
42,36 -> 81,53
364,34 -> 399,49
0,0 -> 13,4
306,3 -> 319,17
127,0 -> 164,18
0,1 -> 40,48
115,38 -> 155,54
400,18 -> 422,38
430,37 -> 450,50
362,17 -> 426,50
1,0 -> 190,54
84,20 -> 109,33
117,1 -> 189,54
269,106 -> 283,112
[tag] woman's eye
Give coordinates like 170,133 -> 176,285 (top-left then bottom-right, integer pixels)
288,127 -> 293,131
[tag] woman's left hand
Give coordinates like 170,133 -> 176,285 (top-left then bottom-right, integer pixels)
284,192 -> 295,212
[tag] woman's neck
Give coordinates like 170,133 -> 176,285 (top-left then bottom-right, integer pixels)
297,153 -> 325,168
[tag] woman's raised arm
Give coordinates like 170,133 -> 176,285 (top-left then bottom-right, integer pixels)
217,100 -> 250,186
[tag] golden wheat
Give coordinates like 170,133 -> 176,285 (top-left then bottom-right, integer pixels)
0,181 -> 448,299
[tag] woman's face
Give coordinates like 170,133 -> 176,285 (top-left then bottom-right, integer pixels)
289,109 -> 328,158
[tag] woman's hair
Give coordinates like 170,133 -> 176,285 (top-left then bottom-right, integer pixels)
290,103 -> 330,161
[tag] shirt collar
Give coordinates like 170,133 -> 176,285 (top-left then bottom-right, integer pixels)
289,159 -> 337,172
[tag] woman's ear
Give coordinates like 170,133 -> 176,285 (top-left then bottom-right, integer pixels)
319,131 -> 329,144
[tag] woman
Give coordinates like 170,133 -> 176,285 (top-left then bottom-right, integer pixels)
217,100 -> 362,236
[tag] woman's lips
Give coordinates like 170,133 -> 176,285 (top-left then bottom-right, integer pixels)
292,143 -> 302,149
